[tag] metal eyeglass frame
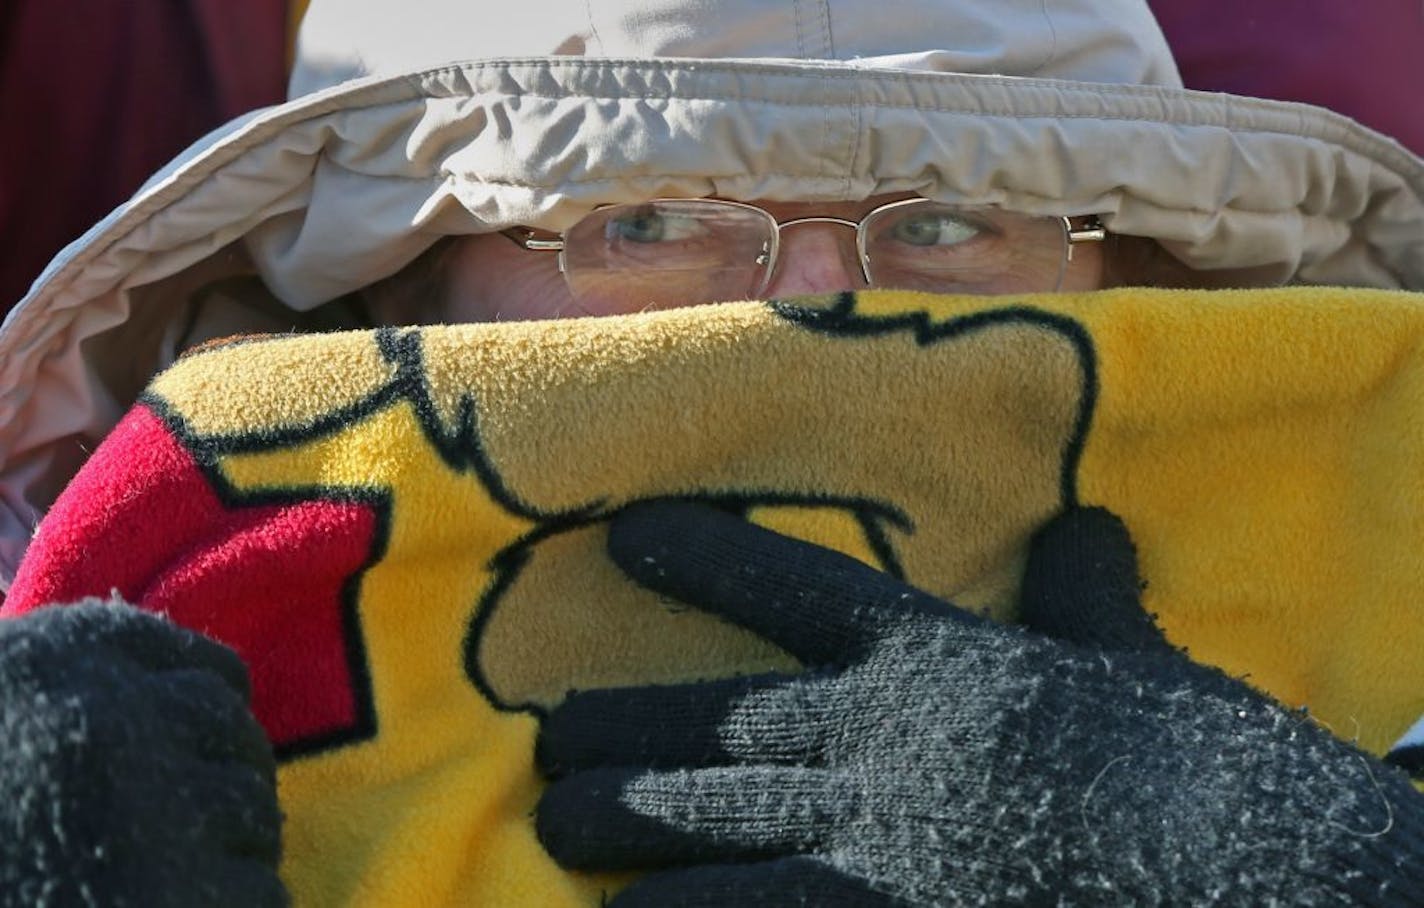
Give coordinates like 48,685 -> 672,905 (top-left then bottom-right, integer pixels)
501,197 -> 1108,294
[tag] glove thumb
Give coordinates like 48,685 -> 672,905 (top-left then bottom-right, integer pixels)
1019,506 -> 1173,653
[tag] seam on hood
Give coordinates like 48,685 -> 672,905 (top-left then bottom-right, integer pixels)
1032,0 -> 1058,77
583,0 -> 606,55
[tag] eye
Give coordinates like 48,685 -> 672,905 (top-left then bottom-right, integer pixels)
889,212 -> 983,247
606,209 -> 704,244
609,210 -> 665,243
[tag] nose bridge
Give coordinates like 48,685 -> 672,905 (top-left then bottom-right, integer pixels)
777,215 -> 859,233
764,217 -> 866,297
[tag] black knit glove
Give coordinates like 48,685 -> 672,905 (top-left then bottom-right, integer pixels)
536,502 -> 1424,906
0,598 -> 286,907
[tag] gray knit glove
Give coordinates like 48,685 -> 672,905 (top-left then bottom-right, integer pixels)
536,502 -> 1424,906
0,598 -> 286,907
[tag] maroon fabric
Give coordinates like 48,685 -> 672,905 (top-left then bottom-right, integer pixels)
0,0 -> 288,316
1151,0 -> 1424,155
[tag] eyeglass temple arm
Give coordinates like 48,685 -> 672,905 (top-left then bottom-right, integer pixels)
500,226 -> 565,252
1064,216 -> 1107,261
1065,216 -> 1107,244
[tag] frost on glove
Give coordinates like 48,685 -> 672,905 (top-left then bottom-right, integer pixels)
0,599 -> 286,907
537,503 -> 1424,906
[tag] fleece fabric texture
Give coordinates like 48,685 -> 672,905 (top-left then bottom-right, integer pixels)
5,286 -> 1424,904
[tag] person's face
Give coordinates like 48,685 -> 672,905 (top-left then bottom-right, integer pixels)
440,194 -> 1106,322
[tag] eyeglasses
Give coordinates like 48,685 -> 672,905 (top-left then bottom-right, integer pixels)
502,197 -> 1106,310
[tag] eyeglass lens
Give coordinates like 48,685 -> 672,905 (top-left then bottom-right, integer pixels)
561,199 -> 1069,310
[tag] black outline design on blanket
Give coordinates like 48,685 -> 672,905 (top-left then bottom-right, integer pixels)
136,394 -> 392,761
769,293 -> 1098,504
136,296 -> 1098,756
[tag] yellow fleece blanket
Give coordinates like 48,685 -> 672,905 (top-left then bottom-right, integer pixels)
6,287 -> 1424,905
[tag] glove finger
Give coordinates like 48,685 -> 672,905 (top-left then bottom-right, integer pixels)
40,600 -> 253,699
1019,506 -> 1172,652
111,857 -> 289,908
146,668 -> 275,775
609,857 -> 904,908
168,758 -> 284,866
537,765 -> 844,871
104,755 -> 283,882
538,674 -> 826,776
195,860 -> 290,908
608,500 -> 976,666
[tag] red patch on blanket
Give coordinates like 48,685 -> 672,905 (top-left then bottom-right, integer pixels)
4,405 -> 378,750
